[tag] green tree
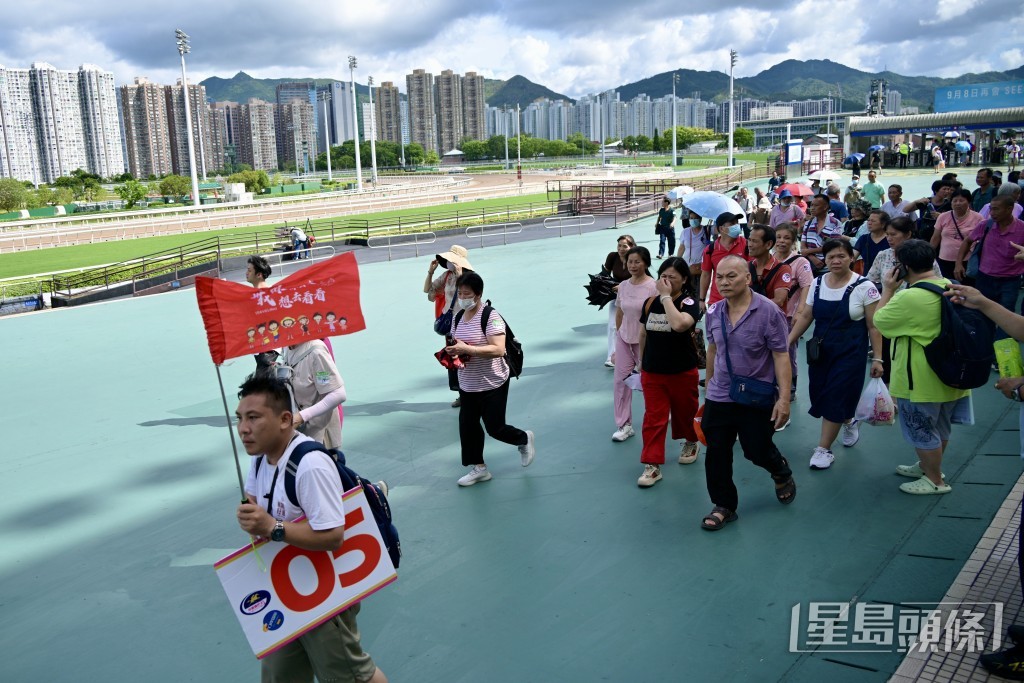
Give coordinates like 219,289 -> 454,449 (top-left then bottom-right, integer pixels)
460,139 -> 488,161
158,174 -> 192,197
114,179 -> 148,209
652,128 -> 662,152
110,171 -> 134,183
0,178 -> 28,212
227,170 -> 271,194
485,135 -> 507,160
34,186 -> 56,207
424,150 -> 440,165
636,135 -> 652,152
733,127 -> 755,148
665,126 -> 718,150
53,187 -> 74,205
622,136 -> 637,153
404,143 -> 424,166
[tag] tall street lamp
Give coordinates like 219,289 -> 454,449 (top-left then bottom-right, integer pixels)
348,56 -> 362,190
671,72 -> 679,170
319,90 -> 333,182
367,76 -> 378,186
504,106 -> 510,171
175,29 -> 200,208
728,49 -> 737,168
516,103 -> 522,192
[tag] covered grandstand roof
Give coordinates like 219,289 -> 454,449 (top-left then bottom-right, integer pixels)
847,107 -> 1024,136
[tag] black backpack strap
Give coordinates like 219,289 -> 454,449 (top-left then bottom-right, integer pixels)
480,305 -> 493,334
452,308 -> 466,333
283,440 -> 333,508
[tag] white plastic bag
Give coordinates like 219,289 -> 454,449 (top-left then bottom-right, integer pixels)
624,370 -> 643,392
854,378 -> 895,425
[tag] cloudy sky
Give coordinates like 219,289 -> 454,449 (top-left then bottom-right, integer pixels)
2,0 -> 1021,97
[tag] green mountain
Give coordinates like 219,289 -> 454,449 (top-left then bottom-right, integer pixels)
486,75 -> 573,107
199,71 -> 368,103
616,59 -> 1024,113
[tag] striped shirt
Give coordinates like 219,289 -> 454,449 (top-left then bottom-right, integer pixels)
801,214 -> 843,252
455,308 -> 509,391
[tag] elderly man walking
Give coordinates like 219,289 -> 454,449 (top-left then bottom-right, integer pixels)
700,255 -> 794,531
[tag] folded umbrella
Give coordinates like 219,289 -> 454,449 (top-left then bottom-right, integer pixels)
585,273 -> 619,310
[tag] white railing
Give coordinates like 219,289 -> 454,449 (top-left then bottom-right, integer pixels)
543,215 -> 596,237
366,232 -> 437,261
464,222 -> 524,248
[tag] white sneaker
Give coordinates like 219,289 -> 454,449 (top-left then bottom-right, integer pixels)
604,358 -> 615,368
809,447 -> 834,470
679,441 -> 700,464
457,466 -> 492,486
611,424 -> 635,442
774,418 -> 792,432
519,430 -> 535,467
637,464 -> 662,487
841,419 -> 860,447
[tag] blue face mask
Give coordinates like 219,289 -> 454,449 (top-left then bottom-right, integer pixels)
726,225 -> 742,239
689,218 -> 700,227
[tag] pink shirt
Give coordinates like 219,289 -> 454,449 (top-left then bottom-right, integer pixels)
779,254 -> 813,318
934,210 -> 983,261
970,217 -> 1024,278
616,278 -> 658,344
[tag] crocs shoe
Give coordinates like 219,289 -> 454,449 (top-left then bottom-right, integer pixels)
895,463 -> 945,479
899,476 -> 951,495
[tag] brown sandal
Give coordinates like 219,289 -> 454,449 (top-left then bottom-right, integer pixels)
772,458 -> 796,505
701,506 -> 738,531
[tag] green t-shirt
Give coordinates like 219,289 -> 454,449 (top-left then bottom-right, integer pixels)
862,181 -> 886,208
872,278 -> 971,403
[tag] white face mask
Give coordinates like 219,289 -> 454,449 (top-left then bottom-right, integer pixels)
457,297 -> 477,310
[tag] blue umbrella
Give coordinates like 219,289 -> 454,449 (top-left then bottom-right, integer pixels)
955,141 -> 972,153
680,191 -> 747,223
868,144 -> 885,152
844,153 -> 865,164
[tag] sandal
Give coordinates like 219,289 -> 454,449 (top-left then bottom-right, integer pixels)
701,506 -> 738,531
772,459 -> 796,505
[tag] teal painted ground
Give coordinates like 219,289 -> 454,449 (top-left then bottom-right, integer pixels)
2,170 -> 1021,683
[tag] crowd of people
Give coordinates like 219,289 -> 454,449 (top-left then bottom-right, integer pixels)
224,155 -> 1024,681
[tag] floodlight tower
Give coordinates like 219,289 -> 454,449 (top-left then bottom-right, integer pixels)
348,56 -> 362,190
175,29 -> 201,208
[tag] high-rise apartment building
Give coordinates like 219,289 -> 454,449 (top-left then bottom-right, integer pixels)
165,82 -> 213,177
205,102 -> 227,173
237,98 -> 277,171
461,72 -> 486,142
434,70 -> 463,153
30,62 -> 88,183
278,99 -> 317,172
0,65 -> 43,184
361,102 -> 376,141
374,81 -> 402,146
316,81 -> 356,146
212,101 -> 240,168
406,69 -> 437,154
78,64 -> 125,178
399,99 -> 410,146
119,77 -> 174,178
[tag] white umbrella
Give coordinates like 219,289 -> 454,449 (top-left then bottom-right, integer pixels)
666,185 -> 694,201
680,191 -> 748,223
944,131 -> 960,139
807,170 -> 841,183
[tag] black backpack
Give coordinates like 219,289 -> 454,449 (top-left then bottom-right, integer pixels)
454,302 -> 524,379
906,282 -> 994,390
256,441 -> 401,568
749,261 -> 784,298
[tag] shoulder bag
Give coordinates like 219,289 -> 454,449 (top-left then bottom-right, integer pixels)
719,306 -> 777,407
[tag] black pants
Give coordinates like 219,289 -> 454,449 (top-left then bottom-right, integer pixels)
459,380 -> 527,466
702,398 -> 791,512
447,368 -> 460,392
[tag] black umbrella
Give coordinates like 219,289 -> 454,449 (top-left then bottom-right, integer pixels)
585,273 -> 618,310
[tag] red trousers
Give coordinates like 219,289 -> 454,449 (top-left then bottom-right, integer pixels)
640,368 -> 700,464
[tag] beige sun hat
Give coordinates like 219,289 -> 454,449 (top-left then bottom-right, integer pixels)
437,244 -> 474,271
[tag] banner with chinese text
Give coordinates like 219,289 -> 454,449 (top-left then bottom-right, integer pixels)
196,252 -> 365,364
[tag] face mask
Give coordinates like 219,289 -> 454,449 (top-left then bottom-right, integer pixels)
780,200 -> 792,208
726,225 -> 742,239
689,218 -> 700,227
852,180 -> 859,186
447,262 -> 457,272
457,297 -> 476,310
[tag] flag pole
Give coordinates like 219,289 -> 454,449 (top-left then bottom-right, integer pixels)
215,363 -> 248,502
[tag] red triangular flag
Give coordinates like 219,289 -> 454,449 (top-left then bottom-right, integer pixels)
196,252 -> 365,364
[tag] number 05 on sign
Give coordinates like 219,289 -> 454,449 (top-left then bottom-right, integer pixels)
214,487 -> 398,658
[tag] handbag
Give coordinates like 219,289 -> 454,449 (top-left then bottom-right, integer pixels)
719,307 -> 777,408
692,328 -> 707,370
966,220 -> 993,279
806,336 -> 824,364
433,291 -> 457,336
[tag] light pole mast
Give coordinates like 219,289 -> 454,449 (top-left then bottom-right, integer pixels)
348,56 -> 362,190
503,106 -> 510,171
671,72 -> 678,169
600,94 -> 605,166
367,76 -> 378,186
175,29 -> 200,208
319,90 -> 332,182
728,49 -> 737,168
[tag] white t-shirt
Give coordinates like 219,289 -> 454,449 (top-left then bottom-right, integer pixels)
805,275 -> 881,321
245,433 -> 346,529
291,227 -> 308,241
283,341 -> 344,447
454,306 -> 509,391
678,225 -> 709,267
881,200 -> 919,222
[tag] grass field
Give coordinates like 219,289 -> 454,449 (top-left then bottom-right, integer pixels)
1,193 -> 552,280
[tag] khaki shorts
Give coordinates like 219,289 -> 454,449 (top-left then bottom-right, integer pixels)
261,603 -> 377,683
